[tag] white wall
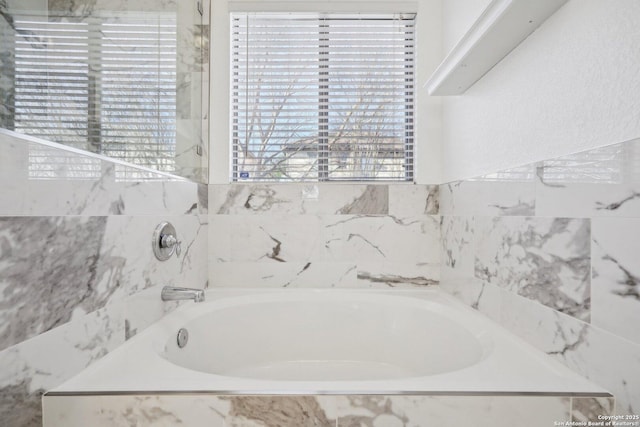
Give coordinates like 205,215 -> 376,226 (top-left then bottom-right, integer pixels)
415,0 -> 443,184
209,0 -> 443,184
441,0 -> 489,53
440,0 -> 640,182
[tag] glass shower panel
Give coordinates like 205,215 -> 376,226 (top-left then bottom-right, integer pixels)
0,0 -> 209,182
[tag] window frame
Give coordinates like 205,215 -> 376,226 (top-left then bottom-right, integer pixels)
230,12 -> 416,183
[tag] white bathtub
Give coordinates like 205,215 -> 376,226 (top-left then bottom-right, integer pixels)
49,288 -> 608,396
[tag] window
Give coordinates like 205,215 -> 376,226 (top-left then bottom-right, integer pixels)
231,13 -> 415,182
13,13 -> 177,175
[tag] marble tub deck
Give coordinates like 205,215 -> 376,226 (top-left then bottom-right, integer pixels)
43,394 -> 615,427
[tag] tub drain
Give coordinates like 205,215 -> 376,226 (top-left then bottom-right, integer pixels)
176,328 -> 189,348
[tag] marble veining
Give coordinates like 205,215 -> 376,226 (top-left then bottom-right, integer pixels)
104,396 -> 185,425
560,320 -> 639,415
546,318 -> 589,358
598,252 -> 640,300
210,261 -> 359,288
179,215 -> 208,274
210,207 -> 439,288
0,131 -> 204,216
243,186 -> 289,213
535,138 -> 640,218
197,183 -> 208,213
335,185 -> 388,214
595,191 -> 640,211
281,262 -> 312,287
176,20 -> 209,73
330,395 -> 573,427
0,211 -> 205,427
0,302 -> 125,426
0,379 -> 42,427
426,185 -> 439,214
440,137 -> 640,417
214,184 -> 391,215
475,216 -> 591,321
356,271 -> 438,287
211,184 -> 437,217
499,289 -> 639,414
386,184 -> 439,216
535,177 -> 640,218
440,215 -> 474,274
335,396 -> 408,426
441,181 -> 536,216
0,217 -> 116,351
591,218 -> 640,344
123,289 -> 174,340
0,129 -> 208,426
0,212 -> 208,425
224,396 -> 333,427
571,397 -> 615,422
98,215 -> 208,296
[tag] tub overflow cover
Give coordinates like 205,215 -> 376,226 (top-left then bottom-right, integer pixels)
177,328 -> 189,348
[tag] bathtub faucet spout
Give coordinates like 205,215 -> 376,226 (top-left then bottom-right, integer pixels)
161,286 -> 205,303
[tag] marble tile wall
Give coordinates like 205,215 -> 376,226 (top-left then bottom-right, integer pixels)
0,130 -> 208,427
0,0 -> 209,182
440,137 -> 640,415
42,393 -> 615,427
209,183 -> 440,288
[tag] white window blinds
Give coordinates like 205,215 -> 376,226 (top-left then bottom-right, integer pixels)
13,14 -> 177,174
231,13 -> 416,182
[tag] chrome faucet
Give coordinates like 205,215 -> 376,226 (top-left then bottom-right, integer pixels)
161,286 -> 205,303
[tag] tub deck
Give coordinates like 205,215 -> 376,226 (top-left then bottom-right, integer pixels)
43,289 -> 613,427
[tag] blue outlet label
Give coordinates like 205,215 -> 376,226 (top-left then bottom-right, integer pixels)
239,172 -> 250,179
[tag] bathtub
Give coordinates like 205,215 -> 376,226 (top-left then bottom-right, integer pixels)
48,288 -> 608,397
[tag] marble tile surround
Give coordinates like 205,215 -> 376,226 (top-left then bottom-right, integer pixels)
440,137 -> 640,415
475,216 -> 591,321
42,393 -> 601,427
0,131 -> 208,426
591,217 -> 640,344
209,184 -> 440,288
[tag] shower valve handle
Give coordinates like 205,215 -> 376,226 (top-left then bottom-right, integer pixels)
153,222 -> 181,261
161,234 -> 182,256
